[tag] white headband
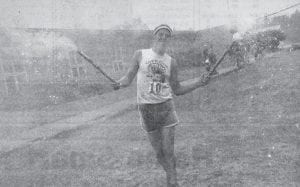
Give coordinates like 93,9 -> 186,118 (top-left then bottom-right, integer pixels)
153,24 -> 173,36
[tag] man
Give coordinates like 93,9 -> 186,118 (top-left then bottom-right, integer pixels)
254,33 -> 267,60
112,24 -> 210,187
229,29 -> 245,69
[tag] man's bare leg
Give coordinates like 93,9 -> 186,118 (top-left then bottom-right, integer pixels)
161,126 -> 178,187
147,130 -> 168,172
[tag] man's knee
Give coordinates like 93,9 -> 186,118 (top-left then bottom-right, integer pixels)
156,150 -> 165,161
162,148 -> 175,161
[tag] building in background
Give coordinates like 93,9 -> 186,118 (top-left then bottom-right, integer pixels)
0,48 -> 28,95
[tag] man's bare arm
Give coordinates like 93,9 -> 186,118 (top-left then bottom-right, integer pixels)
115,50 -> 141,88
170,59 -> 210,96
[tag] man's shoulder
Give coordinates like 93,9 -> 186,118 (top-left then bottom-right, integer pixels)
135,48 -> 151,57
164,52 -> 173,60
138,48 -> 151,52
170,57 -> 178,68
133,49 -> 143,58
131,50 -> 143,65
134,49 -> 144,54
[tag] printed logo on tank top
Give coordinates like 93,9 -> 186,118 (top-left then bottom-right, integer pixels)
145,59 -> 170,96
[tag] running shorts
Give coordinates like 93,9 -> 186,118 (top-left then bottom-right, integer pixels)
138,99 -> 179,133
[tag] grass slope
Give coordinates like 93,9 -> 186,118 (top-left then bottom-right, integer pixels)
0,50 -> 299,186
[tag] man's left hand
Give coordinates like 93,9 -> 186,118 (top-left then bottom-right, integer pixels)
201,72 -> 210,85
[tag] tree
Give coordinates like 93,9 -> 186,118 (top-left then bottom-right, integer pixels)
270,15 -> 289,28
264,30 -> 286,41
289,10 -> 300,29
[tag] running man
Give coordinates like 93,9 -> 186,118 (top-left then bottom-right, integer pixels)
112,24 -> 210,187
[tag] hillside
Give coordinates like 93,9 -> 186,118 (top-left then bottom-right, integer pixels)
113,49 -> 300,125
0,50 -> 299,186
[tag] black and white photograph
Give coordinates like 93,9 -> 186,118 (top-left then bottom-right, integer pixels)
0,0 -> 299,186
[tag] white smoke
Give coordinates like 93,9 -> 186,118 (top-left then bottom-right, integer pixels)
237,17 -> 256,33
1,28 -> 78,59
226,16 -> 257,34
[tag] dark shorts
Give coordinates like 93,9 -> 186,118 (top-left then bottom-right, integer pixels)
138,99 -> 179,133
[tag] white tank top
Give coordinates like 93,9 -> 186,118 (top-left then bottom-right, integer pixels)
137,49 -> 173,104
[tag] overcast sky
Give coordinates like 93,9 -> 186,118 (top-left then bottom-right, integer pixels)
0,0 -> 299,30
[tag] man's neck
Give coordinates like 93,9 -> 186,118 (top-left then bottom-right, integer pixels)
152,46 -> 166,56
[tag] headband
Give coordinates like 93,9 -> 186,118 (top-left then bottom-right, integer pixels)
153,24 -> 173,36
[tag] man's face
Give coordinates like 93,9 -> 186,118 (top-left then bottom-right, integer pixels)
154,29 -> 171,44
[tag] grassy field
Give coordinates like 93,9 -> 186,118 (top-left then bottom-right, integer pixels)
0,50 -> 299,186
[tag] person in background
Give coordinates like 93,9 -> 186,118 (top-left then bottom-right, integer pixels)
229,28 -> 245,69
